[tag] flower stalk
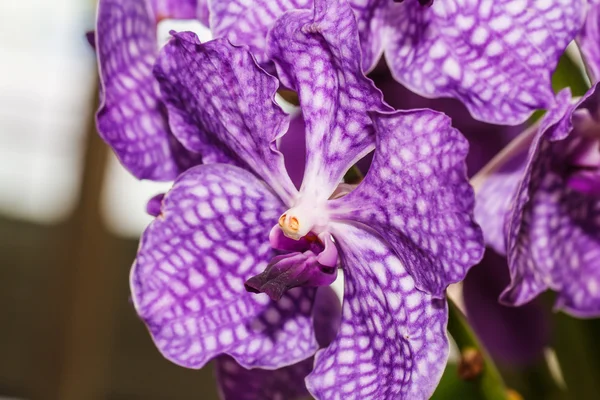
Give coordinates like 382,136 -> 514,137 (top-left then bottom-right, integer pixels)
446,298 -> 508,400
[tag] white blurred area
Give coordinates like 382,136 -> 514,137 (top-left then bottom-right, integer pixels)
0,0 -> 96,223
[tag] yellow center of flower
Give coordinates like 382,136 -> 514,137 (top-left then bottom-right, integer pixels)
277,200 -> 329,240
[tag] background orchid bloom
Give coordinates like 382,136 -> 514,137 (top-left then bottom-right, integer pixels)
95,0 -> 206,180
475,4 -> 600,317
207,0 -> 586,125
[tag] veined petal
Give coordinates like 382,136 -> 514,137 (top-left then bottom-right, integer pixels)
154,33 -> 297,204
371,71 -> 523,176
385,0 -> 586,125
208,0 -> 312,65
578,3 -> 600,83
267,0 -> 391,200
215,287 -> 341,400
150,0 -> 200,20
215,355 -> 313,400
348,0 -> 387,72
503,87 -> 600,316
96,0 -> 201,180
331,110 -> 484,297
131,164 -> 319,369
473,139 -> 531,255
306,224 -> 449,400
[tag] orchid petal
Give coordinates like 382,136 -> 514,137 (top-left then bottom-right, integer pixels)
154,33 -> 297,204
371,71 -> 522,176
578,3 -> 600,83
215,286 -> 341,400
503,87 -> 600,316
208,0 -> 312,65
347,0 -> 387,72
150,0 -> 200,20
385,0 -> 586,125
306,224 -> 448,400
331,110 -> 484,297
215,356 -> 313,400
474,146 -> 530,255
96,0 -> 201,180
131,164 -> 319,369
267,0 -> 391,200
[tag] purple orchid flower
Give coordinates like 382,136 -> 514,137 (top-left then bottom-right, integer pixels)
208,0 -> 586,125
130,0 -> 484,398
475,5 -> 600,317
95,0 -> 207,180
350,0 -> 587,125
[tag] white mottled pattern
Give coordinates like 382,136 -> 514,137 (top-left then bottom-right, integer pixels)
209,0 -> 312,64
267,0 -> 390,199
577,3 -> 600,83
366,0 -> 586,124
347,0 -> 387,72
503,88 -> 600,316
331,110 -> 484,297
96,0 -> 201,180
154,33 -> 298,204
131,164 -> 319,369
306,224 -> 449,400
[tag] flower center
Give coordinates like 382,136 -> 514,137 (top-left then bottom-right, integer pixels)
244,225 -> 338,300
394,0 -> 434,6
277,199 -> 329,240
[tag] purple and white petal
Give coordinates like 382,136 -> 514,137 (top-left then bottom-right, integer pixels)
503,87 -> 600,316
347,0 -> 387,72
474,157 -> 526,255
96,0 -> 201,181
150,0 -> 199,20
197,0 -> 210,26
215,287 -> 341,399
331,110 -> 484,297
267,0 -> 391,200
131,164 -> 319,369
473,127 -> 536,255
306,224 -> 448,400
208,0 -> 312,65
578,3 -> 600,83
154,33 -> 297,204
385,0 -> 586,125
215,355 -> 313,400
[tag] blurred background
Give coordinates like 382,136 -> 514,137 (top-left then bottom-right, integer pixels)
0,0 -> 218,398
